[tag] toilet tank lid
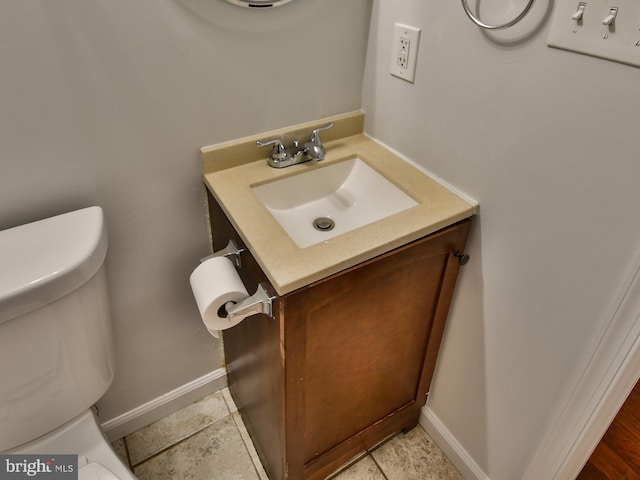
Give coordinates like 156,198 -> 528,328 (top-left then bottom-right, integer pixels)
0,206 -> 108,324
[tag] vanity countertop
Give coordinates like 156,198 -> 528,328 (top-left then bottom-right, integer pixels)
202,112 -> 477,295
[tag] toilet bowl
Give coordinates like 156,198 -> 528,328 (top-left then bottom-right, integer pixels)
0,207 -> 136,480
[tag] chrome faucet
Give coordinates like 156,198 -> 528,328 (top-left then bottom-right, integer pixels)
257,123 -> 333,168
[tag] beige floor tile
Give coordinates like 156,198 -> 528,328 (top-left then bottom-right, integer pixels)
133,416 -> 259,480
371,426 -> 462,480
111,438 -> 130,468
331,454 -> 386,480
231,412 -> 268,480
126,391 -> 229,465
123,388 -> 463,480
321,450 -> 367,479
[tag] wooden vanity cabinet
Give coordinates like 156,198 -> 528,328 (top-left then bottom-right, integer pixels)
207,191 -> 470,480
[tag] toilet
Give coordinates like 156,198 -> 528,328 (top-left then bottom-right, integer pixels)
0,206 -> 136,480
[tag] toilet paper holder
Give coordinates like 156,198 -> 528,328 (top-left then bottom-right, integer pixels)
224,283 -> 274,320
202,239 -> 245,268
201,240 -> 275,320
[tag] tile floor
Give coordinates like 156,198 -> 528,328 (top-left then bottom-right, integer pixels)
111,389 -> 462,480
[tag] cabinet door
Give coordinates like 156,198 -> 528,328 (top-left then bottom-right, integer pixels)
284,220 -> 470,480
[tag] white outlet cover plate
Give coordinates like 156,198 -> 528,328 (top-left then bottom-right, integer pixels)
548,0 -> 640,68
390,23 -> 421,83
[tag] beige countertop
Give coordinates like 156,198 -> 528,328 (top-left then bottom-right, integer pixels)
202,112 -> 477,295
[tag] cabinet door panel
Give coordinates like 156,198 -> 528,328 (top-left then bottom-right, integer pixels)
286,224 -> 466,464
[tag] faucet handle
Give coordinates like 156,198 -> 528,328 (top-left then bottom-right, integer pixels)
256,138 -> 287,160
308,122 -> 334,145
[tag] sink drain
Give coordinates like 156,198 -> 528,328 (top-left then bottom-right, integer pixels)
313,217 -> 335,232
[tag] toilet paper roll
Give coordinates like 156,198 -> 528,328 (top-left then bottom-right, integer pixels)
189,256 -> 249,337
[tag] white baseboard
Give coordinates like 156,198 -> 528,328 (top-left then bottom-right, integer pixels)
420,406 -> 489,480
101,368 -> 227,442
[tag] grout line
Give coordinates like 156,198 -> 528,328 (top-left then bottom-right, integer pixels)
323,450 -> 369,479
228,411 -> 268,480
130,436 -> 187,470
221,389 -> 265,478
221,388 -> 238,414
122,437 -> 133,469
366,430 -> 400,454
369,453 -> 390,480
129,409 -> 234,469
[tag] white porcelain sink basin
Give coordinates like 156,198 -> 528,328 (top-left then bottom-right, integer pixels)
251,157 -> 418,248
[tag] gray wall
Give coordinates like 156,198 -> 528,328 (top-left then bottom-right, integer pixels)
363,1 -> 640,479
7,1 -> 636,476
0,0 -> 372,421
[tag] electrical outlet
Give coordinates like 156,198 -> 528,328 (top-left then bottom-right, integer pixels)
390,23 -> 421,83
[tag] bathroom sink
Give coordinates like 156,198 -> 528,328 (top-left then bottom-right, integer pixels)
251,157 -> 418,248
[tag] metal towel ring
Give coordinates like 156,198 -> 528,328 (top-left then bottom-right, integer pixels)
461,0 -> 536,29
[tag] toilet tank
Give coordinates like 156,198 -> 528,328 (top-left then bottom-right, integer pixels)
0,206 -> 115,451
